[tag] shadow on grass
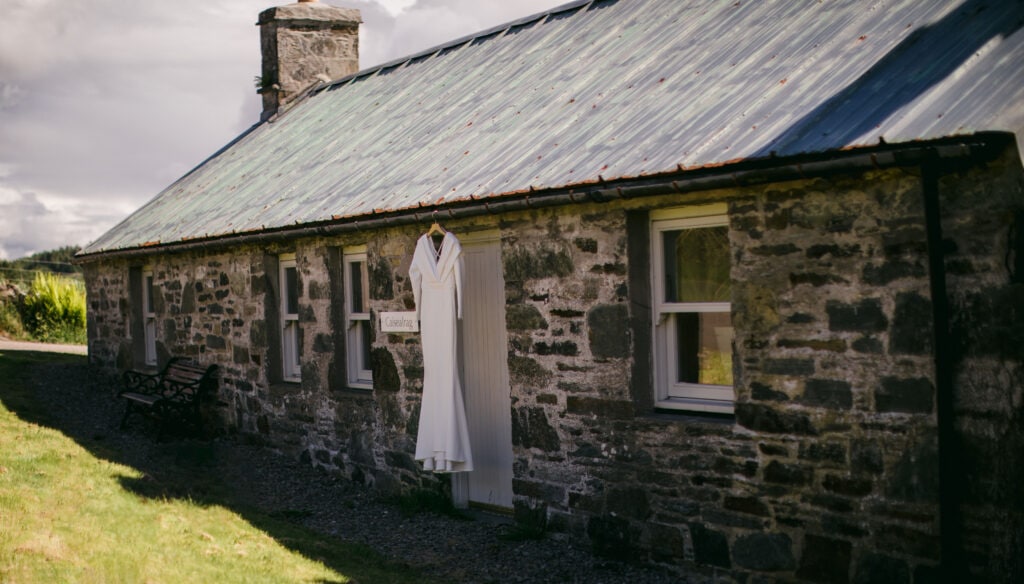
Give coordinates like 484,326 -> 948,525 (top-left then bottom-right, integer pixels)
0,350 -> 427,584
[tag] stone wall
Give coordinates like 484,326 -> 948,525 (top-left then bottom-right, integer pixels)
484,169 -> 948,582
83,144 -> 1023,582
939,147 -> 1024,582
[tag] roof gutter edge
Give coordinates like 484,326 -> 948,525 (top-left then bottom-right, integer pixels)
74,132 -> 1014,264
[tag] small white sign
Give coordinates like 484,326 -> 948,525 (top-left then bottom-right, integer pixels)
380,311 -> 419,332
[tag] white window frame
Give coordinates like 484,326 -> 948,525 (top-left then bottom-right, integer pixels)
142,267 -> 157,367
651,204 -> 734,414
279,254 -> 301,383
344,246 -> 373,389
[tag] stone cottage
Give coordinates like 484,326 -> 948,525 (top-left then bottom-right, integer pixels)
77,0 -> 1023,581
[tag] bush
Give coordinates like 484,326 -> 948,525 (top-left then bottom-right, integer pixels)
20,272 -> 86,344
0,299 -> 27,338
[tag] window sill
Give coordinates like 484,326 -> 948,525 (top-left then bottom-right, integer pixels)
656,397 -> 734,415
333,386 -> 374,399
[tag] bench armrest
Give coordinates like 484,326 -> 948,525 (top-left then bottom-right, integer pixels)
121,370 -> 161,396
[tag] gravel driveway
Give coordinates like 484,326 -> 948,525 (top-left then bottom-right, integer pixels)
7,345 -> 689,584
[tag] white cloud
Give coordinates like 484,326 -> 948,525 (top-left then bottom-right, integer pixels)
0,184 -> 130,259
0,0 -> 567,260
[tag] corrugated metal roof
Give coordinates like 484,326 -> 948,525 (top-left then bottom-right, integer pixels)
83,0 -> 1024,255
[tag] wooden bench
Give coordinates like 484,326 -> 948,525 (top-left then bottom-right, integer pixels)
119,358 -> 218,438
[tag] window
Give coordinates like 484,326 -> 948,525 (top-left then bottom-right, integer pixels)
651,205 -> 734,414
344,246 -> 372,389
279,254 -> 301,382
142,267 -> 157,366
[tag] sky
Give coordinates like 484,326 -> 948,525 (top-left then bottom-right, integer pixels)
0,0 -> 568,260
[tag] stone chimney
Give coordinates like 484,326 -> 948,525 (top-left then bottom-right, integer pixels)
258,0 -> 361,121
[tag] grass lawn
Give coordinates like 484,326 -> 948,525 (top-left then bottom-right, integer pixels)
0,350 -> 427,583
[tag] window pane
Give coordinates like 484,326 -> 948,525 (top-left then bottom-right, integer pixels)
676,311 -> 733,385
663,226 -> 730,302
360,321 -> 372,372
284,321 -> 300,379
350,261 -> 365,313
284,266 -> 298,315
145,275 -> 154,313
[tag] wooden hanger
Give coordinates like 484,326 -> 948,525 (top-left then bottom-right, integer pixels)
427,221 -> 447,237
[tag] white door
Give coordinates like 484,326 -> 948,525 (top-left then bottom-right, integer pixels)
454,231 -> 513,511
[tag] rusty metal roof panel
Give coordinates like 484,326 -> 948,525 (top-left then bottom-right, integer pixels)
83,0 -> 1024,254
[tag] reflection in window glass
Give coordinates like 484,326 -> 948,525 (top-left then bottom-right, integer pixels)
144,275 -> 155,313
663,226 -> 730,303
349,261 -> 364,313
675,312 -> 733,385
284,266 -> 299,316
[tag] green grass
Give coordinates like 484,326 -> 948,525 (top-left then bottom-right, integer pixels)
0,351 -> 427,584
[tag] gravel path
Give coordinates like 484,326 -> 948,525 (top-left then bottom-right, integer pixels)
13,350 -> 687,584
0,338 -> 87,355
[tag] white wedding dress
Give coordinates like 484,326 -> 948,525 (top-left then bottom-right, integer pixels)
409,231 -> 474,473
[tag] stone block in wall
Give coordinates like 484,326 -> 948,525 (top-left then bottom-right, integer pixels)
764,460 -> 812,486
647,523 -> 685,563
875,377 -> 934,413
733,282 -> 780,335
732,532 -> 795,571
586,304 -> 629,359
735,403 -> 817,435
822,474 -> 873,497
503,243 -> 574,283
505,304 -> 548,331
370,347 -> 400,392
798,440 -> 847,465
508,354 -> 552,388
606,486 -> 650,520
852,552 -> 910,584
533,340 -> 578,356
885,439 -> 939,502
565,396 -> 634,419
777,338 -> 848,352
862,260 -> 926,286
875,524 -> 941,561
889,292 -> 933,355
384,450 -> 418,473
851,336 -> 884,353
587,514 -> 640,561
797,534 -> 852,584
369,256 -> 394,300
826,299 -> 888,332
687,522 -> 731,569
764,358 -> 816,376
723,495 -> 771,517
511,406 -> 561,452
851,439 -> 884,475
512,478 -> 565,504
800,378 -> 853,410
751,381 -> 789,402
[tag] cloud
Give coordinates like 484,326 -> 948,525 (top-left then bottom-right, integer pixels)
0,184 -> 130,259
0,0 -> 566,259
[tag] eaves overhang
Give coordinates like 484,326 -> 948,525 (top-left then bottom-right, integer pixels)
73,132 -> 1015,264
